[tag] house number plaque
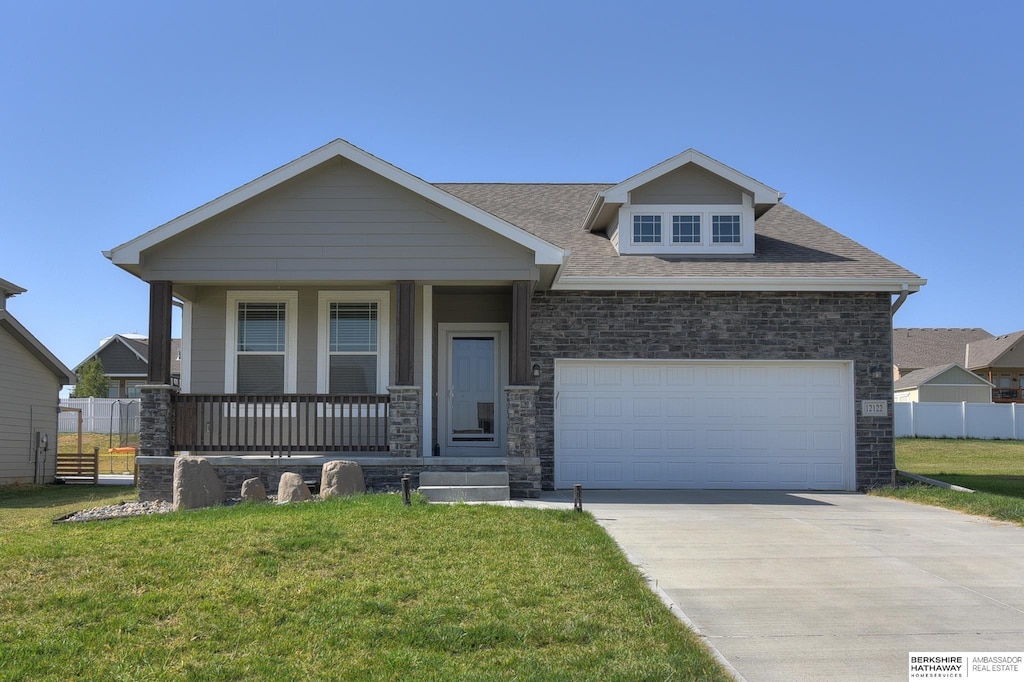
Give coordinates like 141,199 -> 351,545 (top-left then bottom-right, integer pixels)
861,400 -> 888,416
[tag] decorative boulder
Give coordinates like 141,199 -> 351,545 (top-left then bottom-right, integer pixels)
240,477 -> 267,501
172,456 -> 225,511
320,460 -> 365,498
276,472 -> 312,504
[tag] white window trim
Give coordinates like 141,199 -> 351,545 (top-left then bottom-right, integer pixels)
224,291 -> 299,394
617,195 -> 755,255
316,291 -> 391,394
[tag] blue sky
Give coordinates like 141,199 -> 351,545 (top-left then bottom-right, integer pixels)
2,0 -> 1022,379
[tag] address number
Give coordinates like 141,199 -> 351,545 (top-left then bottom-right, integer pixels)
861,400 -> 888,417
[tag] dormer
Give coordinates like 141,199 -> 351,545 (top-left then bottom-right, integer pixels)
583,150 -> 782,256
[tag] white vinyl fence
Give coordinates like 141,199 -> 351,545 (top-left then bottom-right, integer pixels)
895,402 -> 1023,440
59,397 -> 141,435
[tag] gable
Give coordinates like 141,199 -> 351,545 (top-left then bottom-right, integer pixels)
927,365 -> 991,386
139,158 -> 541,283
95,339 -> 148,375
630,164 -> 744,205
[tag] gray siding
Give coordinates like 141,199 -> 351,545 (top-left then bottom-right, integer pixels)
188,285 -> 398,394
95,340 -> 147,375
530,291 -> 895,491
630,164 -> 744,205
918,385 -> 991,403
929,366 -> 988,386
142,159 -> 538,282
0,327 -> 61,483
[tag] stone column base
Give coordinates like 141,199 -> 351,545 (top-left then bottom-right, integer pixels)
139,384 -> 177,458
387,386 -> 422,457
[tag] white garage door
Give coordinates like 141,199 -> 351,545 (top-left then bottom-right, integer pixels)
554,360 -> 854,490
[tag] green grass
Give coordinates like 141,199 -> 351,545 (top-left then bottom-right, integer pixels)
0,486 -> 730,682
871,438 -> 1024,526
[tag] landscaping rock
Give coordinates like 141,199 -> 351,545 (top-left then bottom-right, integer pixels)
320,460 -> 365,498
172,456 -> 225,511
240,477 -> 267,501
276,472 -> 311,503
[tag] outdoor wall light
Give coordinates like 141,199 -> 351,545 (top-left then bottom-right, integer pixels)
532,363 -> 541,378
869,365 -> 884,379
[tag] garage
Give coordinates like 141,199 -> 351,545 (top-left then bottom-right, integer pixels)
554,360 -> 855,490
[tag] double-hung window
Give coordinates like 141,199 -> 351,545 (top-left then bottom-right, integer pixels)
225,292 -> 298,394
318,292 -> 390,394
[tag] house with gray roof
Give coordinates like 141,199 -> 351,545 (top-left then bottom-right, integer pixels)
105,139 -> 925,498
894,327 -> 1024,402
893,363 -> 993,404
74,334 -> 181,397
0,278 -> 75,484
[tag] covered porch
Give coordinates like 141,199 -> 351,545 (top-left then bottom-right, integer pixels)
137,280 -> 542,498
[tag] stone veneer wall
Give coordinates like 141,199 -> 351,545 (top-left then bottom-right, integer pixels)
387,386 -> 421,457
137,458 -> 532,501
530,291 -> 895,491
139,385 -> 176,457
505,386 -> 541,498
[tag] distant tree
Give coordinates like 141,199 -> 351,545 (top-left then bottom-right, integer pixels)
72,358 -> 109,398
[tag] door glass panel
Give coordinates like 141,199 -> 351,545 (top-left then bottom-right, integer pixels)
450,337 -> 495,442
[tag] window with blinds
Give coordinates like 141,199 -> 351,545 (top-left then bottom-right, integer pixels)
236,302 -> 286,394
328,302 -> 378,394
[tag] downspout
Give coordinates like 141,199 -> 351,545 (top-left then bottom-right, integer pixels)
890,283 -> 910,316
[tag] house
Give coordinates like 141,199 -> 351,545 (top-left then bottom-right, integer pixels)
73,334 -> 182,397
893,328 -> 992,379
893,363 -> 993,403
966,331 -> 1024,402
106,139 -> 925,498
0,278 -> 75,484
894,327 -> 1024,403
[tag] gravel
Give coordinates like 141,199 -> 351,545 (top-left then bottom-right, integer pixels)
55,500 -> 174,523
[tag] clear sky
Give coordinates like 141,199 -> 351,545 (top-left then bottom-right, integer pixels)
2,0 -> 1021,382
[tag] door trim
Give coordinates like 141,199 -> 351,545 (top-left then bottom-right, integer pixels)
438,323 -> 508,456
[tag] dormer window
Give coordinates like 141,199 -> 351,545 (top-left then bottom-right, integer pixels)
615,200 -> 753,255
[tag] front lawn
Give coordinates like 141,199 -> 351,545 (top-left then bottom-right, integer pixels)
0,486 -> 730,681
871,438 -> 1024,526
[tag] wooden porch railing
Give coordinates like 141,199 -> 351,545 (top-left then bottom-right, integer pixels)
172,394 -> 390,455
993,388 -> 1023,402
56,449 -> 100,484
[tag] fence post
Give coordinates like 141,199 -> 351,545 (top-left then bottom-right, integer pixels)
962,401 -> 968,439
909,401 -> 916,438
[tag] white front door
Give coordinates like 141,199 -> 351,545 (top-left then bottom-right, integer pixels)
439,324 -> 508,456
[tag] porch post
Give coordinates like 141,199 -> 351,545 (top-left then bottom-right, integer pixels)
396,281 -> 415,386
511,280 -> 531,385
147,281 -> 173,385
139,281 -> 177,458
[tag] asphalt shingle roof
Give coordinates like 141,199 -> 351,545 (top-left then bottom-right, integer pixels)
965,331 -> 1024,370
893,328 -> 993,371
893,363 -> 989,391
436,183 -> 922,281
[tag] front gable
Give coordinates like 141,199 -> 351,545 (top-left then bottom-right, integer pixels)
136,158 -> 543,284
108,139 -> 563,283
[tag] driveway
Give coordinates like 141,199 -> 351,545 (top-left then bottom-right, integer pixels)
529,490 -> 1024,681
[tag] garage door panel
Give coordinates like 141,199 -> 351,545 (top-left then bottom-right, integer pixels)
555,360 -> 853,490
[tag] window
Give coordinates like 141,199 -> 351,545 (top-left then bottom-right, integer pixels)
632,215 -> 662,243
672,215 -> 701,243
225,291 -> 298,394
125,381 -> 144,398
712,215 -> 741,243
318,292 -> 390,394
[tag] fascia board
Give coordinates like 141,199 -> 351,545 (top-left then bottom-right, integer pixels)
603,149 -> 781,205
109,139 -> 564,267
0,312 -> 75,384
551,276 -> 927,293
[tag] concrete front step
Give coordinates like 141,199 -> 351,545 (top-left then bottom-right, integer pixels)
419,471 -> 509,487
418,485 -> 510,503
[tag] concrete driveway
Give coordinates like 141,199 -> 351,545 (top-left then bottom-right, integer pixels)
530,490 -> 1024,681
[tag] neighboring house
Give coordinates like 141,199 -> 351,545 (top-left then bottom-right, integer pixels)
893,363 -> 993,403
892,328 -> 993,378
893,327 -> 1024,403
0,278 -> 75,484
966,330 -> 1024,402
106,139 -> 925,496
73,334 -> 181,397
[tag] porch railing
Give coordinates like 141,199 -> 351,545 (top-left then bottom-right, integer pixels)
993,388 -> 1023,402
172,394 -> 390,455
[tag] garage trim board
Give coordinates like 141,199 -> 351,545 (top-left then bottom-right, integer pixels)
554,359 -> 856,491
